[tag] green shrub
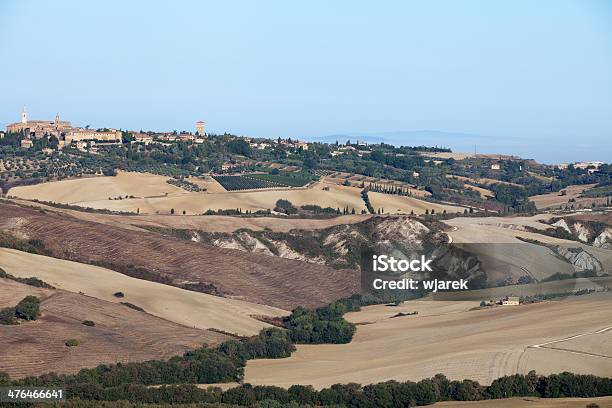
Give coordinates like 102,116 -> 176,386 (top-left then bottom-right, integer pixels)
218,328 -> 295,363
284,298 -> 360,344
0,307 -> 17,325
0,232 -> 48,255
65,339 -> 80,347
0,371 -> 10,386
120,302 -> 145,312
274,199 -> 297,215
14,296 -> 40,321
0,268 -> 54,289
19,277 -> 53,288
82,320 -> 95,327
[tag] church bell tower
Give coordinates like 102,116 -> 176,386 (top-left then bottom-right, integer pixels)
21,106 -> 28,124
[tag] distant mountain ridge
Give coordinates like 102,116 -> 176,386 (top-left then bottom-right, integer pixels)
305,130 -> 611,164
306,130 -> 485,151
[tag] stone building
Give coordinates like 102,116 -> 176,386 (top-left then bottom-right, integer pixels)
196,120 -> 205,136
20,139 -> 33,149
64,128 -> 122,143
502,296 -> 520,306
6,107 -> 71,138
6,107 -> 121,147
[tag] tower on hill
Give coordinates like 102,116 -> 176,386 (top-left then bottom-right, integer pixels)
196,120 -> 205,136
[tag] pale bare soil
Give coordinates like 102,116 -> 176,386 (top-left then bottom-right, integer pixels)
0,279 -> 228,379
463,183 -> 494,198
545,328 -> 611,356
430,277 -> 612,301
443,214 -> 612,283
245,293 -> 612,389
369,191 -> 464,215
0,248 -> 287,336
11,175 -> 367,215
527,171 -> 556,182
420,152 -> 520,160
432,396 -> 612,408
75,180 -> 367,215
188,175 -> 227,192
446,174 -> 522,187
419,152 -> 477,160
518,346 -> 611,384
441,175 -> 495,198
8,171 -> 184,203
343,300 -> 479,324
445,213 -> 612,256
444,214 -> 562,244
196,382 -> 242,391
5,198 -> 371,233
322,173 -> 430,197
529,184 -> 598,209
128,213 -> 371,233
7,171 -> 458,216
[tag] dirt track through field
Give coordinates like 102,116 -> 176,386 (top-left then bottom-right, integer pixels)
528,326 -> 612,359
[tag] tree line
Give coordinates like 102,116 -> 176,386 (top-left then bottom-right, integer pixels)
3,371 -> 609,406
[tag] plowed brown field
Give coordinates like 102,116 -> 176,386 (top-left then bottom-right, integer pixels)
0,202 -> 359,310
0,279 -> 228,379
0,248 -> 287,336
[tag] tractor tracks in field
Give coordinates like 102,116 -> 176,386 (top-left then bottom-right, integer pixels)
526,325 -> 612,359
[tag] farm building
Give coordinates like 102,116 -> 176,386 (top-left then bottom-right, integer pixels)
502,296 -> 520,306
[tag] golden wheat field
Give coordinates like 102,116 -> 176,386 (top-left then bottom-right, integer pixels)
368,191 -> 465,215
8,171 -> 184,203
8,172 -> 376,214
12,171 -> 464,216
245,293 -> 612,389
529,184 -> 599,209
6,198 -> 371,233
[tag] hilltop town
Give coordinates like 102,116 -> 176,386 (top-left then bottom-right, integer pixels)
1,107 -> 609,218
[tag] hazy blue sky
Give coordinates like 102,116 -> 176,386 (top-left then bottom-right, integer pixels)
1,0 -> 610,163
